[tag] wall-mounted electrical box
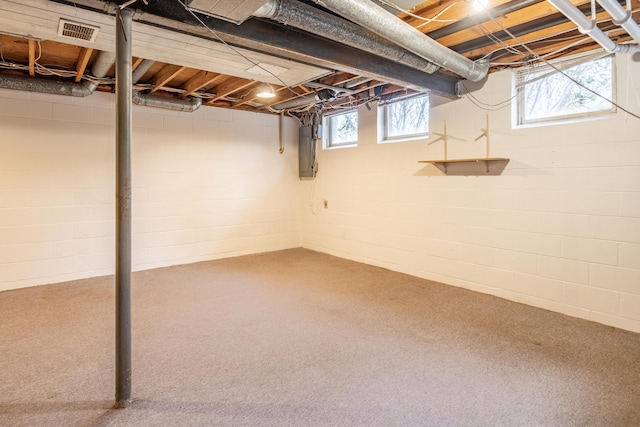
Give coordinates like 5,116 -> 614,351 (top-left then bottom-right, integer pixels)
299,125 -> 320,179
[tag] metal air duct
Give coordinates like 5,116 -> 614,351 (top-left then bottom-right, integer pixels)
132,92 -> 202,112
0,50 -> 114,97
129,59 -> 202,112
312,0 -> 489,82
132,59 -> 155,83
0,74 -> 95,97
92,51 -> 115,79
0,50 -> 202,111
253,0 -> 439,74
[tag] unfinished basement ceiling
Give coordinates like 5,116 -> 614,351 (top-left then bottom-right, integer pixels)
0,0 -> 638,115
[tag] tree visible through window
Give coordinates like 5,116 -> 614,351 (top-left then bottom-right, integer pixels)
383,95 -> 429,141
324,110 -> 358,148
515,54 -> 615,126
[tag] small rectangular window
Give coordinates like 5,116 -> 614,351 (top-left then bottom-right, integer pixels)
323,110 -> 358,149
514,53 -> 615,127
381,94 -> 429,142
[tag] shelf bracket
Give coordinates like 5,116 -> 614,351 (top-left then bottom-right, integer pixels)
428,121 -> 447,171
474,114 -> 490,169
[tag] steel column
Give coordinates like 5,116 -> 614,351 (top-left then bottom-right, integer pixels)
115,6 -> 133,409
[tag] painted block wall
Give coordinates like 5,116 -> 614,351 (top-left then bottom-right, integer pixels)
301,53 -> 640,333
0,90 -> 301,291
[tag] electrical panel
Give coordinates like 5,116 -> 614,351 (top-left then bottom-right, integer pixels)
299,125 -> 320,179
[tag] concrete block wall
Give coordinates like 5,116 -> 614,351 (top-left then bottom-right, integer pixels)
0,90 -> 301,291
301,53 -> 640,333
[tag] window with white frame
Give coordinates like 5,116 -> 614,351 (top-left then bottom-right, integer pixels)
514,53 -> 615,127
380,94 -> 430,142
323,110 -> 358,149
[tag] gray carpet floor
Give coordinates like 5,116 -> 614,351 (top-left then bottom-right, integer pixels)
1,248 -> 639,426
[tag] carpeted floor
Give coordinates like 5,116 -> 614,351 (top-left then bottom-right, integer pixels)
1,248 -> 639,426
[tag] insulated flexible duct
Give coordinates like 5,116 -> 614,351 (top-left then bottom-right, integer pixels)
0,50 -> 114,97
132,92 -> 203,111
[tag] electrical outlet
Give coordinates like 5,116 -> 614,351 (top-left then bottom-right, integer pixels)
323,200 -> 328,209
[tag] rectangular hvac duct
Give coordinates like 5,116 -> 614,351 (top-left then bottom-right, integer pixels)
186,0 -> 268,24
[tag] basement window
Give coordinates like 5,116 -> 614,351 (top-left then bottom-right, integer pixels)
380,94 -> 430,142
323,110 -> 358,149
514,53 -> 616,127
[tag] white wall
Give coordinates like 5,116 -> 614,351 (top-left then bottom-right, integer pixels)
0,90 -> 301,291
302,53 -> 640,333
2,56 -> 639,334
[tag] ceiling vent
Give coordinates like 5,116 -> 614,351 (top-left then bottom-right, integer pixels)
57,19 -> 99,43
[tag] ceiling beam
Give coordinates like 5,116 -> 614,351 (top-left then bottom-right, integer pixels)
150,64 -> 186,94
74,47 -> 93,82
181,70 -> 224,97
132,57 -> 144,71
426,0 -> 543,40
320,73 -> 358,86
125,7 -> 460,97
28,39 -> 36,77
462,20 -> 578,59
435,1 -> 577,47
206,78 -> 256,104
401,0 -> 474,32
452,0 -> 626,55
494,28 -> 627,64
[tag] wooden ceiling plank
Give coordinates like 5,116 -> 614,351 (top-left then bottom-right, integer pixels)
435,2 -> 576,47
495,29 -> 629,65
402,0 -> 510,35
464,21 -> 578,59
320,73 -> 357,86
463,9 -> 615,61
495,39 -> 600,65
132,57 -> 144,71
150,64 -> 187,93
28,39 -> 36,77
74,47 -> 93,83
206,78 -> 256,104
294,85 -> 312,94
181,70 -> 223,97
401,0 -> 462,27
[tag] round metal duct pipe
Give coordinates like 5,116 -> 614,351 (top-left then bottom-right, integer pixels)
0,74 -> 96,97
132,59 -> 156,83
132,91 -> 203,112
312,0 -> 489,82
253,0 -> 439,74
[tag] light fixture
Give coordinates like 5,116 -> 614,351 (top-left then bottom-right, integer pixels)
472,0 -> 488,11
256,83 -> 276,99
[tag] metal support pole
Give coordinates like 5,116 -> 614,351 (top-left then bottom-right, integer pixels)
115,6 -> 133,409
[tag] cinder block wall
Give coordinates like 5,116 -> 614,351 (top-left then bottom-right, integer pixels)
0,90 -> 301,291
301,54 -> 640,333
